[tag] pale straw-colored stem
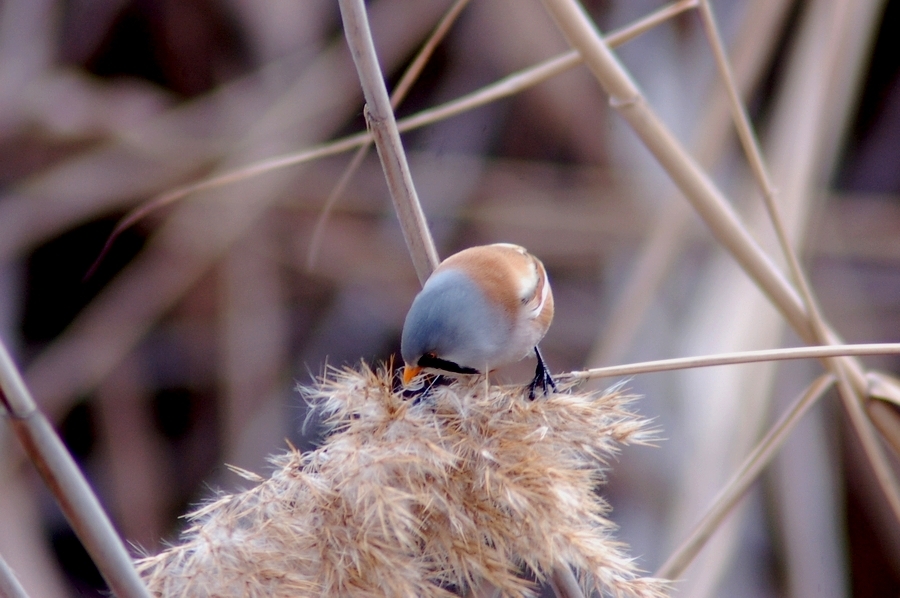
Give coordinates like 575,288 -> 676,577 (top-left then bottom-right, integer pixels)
0,339 -> 150,598
567,343 -> 900,380
655,373 -> 836,579
307,0 -> 471,270
0,553 -> 30,598
338,0 -> 439,283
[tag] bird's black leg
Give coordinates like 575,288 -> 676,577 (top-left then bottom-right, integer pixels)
527,346 -> 557,400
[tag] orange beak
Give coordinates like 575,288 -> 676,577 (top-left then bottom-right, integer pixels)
402,365 -> 422,385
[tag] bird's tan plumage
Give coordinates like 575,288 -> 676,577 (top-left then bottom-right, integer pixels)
436,243 -> 553,333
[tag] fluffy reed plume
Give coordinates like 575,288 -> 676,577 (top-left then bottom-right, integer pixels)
137,365 -> 666,597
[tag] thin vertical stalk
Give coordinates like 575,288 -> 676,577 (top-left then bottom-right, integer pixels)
338,0 -> 440,283
0,339 -> 150,598
307,0 -> 471,270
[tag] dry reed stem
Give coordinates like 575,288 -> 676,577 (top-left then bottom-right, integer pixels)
338,0 -> 439,283
307,0 -> 472,270
655,373 -> 836,579
137,366 -> 666,598
568,343 -> 900,380
0,553 -> 30,598
0,338 -> 150,598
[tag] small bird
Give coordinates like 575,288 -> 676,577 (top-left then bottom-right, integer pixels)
401,243 -> 556,398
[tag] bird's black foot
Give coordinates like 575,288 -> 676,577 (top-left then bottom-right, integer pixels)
527,346 -> 557,400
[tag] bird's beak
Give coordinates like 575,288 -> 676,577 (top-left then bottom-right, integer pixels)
402,365 -> 422,385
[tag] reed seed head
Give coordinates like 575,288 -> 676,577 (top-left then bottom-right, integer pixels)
137,364 -> 666,597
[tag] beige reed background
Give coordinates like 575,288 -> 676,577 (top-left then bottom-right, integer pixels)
1,0 -> 900,596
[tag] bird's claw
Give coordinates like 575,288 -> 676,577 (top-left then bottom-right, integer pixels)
527,346 -> 557,400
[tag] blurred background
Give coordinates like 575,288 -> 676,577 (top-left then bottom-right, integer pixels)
0,0 -> 899,596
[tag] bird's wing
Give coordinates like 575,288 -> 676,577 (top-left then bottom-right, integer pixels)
519,255 -> 550,322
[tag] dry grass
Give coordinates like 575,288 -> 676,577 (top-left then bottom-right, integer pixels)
137,365 -> 664,598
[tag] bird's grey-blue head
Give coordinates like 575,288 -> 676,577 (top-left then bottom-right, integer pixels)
401,269 -> 510,374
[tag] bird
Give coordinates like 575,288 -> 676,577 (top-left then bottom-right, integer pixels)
401,243 -> 556,399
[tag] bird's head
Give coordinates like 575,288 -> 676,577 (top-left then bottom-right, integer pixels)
400,268 -> 503,384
